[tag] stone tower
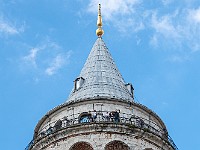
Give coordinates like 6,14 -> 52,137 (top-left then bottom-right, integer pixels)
26,4 -> 178,150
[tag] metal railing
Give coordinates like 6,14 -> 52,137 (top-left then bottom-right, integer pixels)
25,140 -> 34,150
25,111 -> 178,150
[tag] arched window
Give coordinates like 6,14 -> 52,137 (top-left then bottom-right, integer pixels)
105,140 -> 130,150
69,142 -> 93,150
54,119 -> 62,130
79,112 -> 92,123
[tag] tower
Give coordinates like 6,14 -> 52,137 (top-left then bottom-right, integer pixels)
26,4 -> 177,150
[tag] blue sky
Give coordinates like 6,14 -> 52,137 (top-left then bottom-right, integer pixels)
0,0 -> 200,149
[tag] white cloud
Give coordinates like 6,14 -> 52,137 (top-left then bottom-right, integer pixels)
115,18 -> 144,33
0,21 -> 18,34
22,44 -> 47,68
45,51 -> 71,76
0,16 -> 24,35
150,8 -> 200,53
188,7 -> 200,23
162,0 -> 173,5
87,0 -> 142,33
167,55 -> 190,63
151,12 -> 180,39
86,1 -> 200,60
21,40 -> 71,76
150,11 -> 183,50
88,0 -> 139,20
23,48 -> 40,67
150,35 -> 158,48
183,8 -> 200,52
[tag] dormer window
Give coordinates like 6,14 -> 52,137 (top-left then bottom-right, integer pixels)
74,77 -> 85,91
125,83 -> 134,98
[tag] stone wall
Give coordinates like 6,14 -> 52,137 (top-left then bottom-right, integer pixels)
29,99 -> 175,150
37,99 -> 166,135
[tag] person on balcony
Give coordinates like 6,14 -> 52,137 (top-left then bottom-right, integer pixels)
54,119 -> 62,130
114,110 -> 120,123
109,111 -> 114,122
63,116 -> 70,126
104,111 -> 110,121
92,110 -> 97,122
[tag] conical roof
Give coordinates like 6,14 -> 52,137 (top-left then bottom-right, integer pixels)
67,38 -> 133,102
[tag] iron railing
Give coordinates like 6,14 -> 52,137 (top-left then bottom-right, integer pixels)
25,111 -> 178,150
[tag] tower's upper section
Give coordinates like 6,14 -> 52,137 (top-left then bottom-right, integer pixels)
67,4 -> 134,102
67,38 -> 134,102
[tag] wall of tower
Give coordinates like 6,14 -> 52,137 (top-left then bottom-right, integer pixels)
29,99 -> 175,150
32,123 -> 172,150
40,133 -> 171,150
37,99 -> 166,135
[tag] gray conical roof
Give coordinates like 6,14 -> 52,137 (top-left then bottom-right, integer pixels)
67,38 -> 133,102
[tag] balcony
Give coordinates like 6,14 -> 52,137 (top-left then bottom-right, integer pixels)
25,111 -> 178,150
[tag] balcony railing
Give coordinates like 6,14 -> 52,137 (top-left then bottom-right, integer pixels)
25,111 -> 178,150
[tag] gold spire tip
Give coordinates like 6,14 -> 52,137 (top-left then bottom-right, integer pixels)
96,3 -> 104,37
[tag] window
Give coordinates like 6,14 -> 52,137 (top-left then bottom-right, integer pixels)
125,83 -> 134,98
54,119 -> 62,130
105,140 -> 130,150
74,77 -> 85,91
79,112 -> 92,123
70,142 -> 93,150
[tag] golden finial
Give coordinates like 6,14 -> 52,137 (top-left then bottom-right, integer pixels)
96,3 -> 104,37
